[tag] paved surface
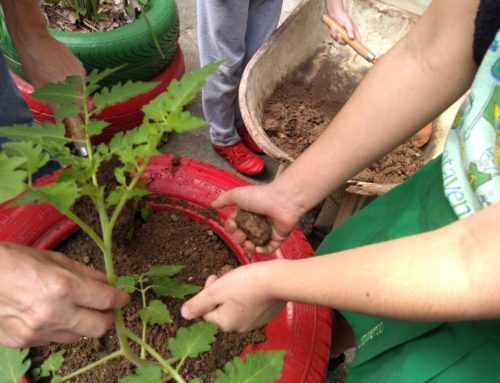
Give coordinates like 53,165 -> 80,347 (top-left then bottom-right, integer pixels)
162,0 -> 432,381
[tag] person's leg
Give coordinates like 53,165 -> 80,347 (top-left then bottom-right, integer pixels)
197,0 -> 249,147
0,53 -> 33,129
234,0 -> 283,129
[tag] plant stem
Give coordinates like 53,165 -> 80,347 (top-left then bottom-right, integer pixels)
65,210 -> 105,251
109,161 -> 149,229
122,328 -> 187,383
61,350 -> 122,382
139,278 -> 148,360
80,77 -> 98,186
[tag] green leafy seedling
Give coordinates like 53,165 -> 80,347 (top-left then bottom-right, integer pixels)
0,63 -> 285,382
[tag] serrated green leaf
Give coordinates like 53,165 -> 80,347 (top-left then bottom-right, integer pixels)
92,81 -> 158,114
140,206 -> 154,221
169,321 -> 217,360
0,154 -> 27,203
50,376 -> 62,383
168,111 -> 207,133
105,186 -> 127,207
31,79 -> 79,106
13,181 -> 80,213
86,66 -> 126,92
54,103 -> 81,120
31,367 -> 42,382
87,120 -> 109,137
0,345 -> 31,383
152,277 -> 202,298
119,365 -> 162,383
116,275 -> 138,293
140,299 -> 171,324
37,350 -> 65,378
146,265 -> 183,278
3,142 -> 50,178
214,351 -> 286,383
0,123 -> 74,145
113,167 -> 126,185
188,379 -> 201,383
106,186 -> 149,208
143,62 -> 221,119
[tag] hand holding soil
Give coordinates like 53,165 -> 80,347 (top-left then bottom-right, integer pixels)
235,210 -> 273,247
212,186 -> 303,255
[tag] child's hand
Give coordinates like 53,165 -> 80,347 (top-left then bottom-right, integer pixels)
325,0 -> 360,45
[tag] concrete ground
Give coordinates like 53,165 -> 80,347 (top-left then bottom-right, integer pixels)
162,0 -> 431,381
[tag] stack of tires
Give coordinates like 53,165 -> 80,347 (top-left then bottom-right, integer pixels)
0,0 -> 185,143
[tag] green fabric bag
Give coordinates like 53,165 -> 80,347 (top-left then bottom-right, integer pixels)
316,157 -> 500,382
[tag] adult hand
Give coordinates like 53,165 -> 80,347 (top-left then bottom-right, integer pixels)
212,184 -> 304,254
0,242 -> 130,348
21,34 -> 88,155
325,0 -> 360,45
181,262 -> 286,332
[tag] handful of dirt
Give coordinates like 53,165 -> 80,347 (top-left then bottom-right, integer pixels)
235,210 -> 273,246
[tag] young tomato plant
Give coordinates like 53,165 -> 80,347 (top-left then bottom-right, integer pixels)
0,65 -> 285,382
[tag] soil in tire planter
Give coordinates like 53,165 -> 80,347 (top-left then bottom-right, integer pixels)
30,164 -> 265,382
263,81 -> 424,184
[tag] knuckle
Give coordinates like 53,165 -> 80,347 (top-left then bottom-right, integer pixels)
34,305 -> 59,328
46,274 -> 75,299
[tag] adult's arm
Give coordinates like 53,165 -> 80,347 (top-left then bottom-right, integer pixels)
0,0 -> 87,153
0,242 -> 130,348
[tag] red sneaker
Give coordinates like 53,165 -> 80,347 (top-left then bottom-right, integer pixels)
213,141 -> 265,175
237,125 -> 263,153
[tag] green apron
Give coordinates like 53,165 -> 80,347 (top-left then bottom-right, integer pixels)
316,157 -> 500,382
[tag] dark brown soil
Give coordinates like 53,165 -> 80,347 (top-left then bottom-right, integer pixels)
263,81 -> 425,184
42,1 -> 129,33
354,142 -> 424,184
235,210 -> 273,246
263,82 -> 341,159
30,161 -> 265,382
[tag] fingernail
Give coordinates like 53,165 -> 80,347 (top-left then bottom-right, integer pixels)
181,305 -> 191,320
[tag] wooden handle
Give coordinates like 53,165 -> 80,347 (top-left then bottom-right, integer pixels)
321,14 -> 375,63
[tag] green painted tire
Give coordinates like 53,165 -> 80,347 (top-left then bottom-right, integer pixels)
0,0 -> 179,85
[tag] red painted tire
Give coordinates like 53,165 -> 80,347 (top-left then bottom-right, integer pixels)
0,155 -> 331,383
11,46 -> 185,144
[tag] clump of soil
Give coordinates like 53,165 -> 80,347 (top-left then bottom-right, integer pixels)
262,81 -> 426,184
235,210 -> 273,246
30,162 -> 265,382
42,1 -> 130,33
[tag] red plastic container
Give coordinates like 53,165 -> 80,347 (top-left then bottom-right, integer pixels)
12,46 -> 185,144
0,155 -> 331,382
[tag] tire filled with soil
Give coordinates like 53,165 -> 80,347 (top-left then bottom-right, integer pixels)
0,155 -> 332,383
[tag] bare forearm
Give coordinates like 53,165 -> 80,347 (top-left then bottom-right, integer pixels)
274,0 -> 478,213
0,0 -> 51,61
266,202 -> 500,321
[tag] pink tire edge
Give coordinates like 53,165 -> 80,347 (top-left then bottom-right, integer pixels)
11,46 -> 185,144
0,155 -> 331,383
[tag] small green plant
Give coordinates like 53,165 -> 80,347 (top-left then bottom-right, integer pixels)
0,65 -> 285,382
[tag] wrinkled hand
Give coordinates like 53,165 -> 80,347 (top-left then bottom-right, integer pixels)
181,262 -> 286,332
212,184 -> 303,255
325,0 -> 360,45
20,34 -> 87,154
0,242 -> 130,348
